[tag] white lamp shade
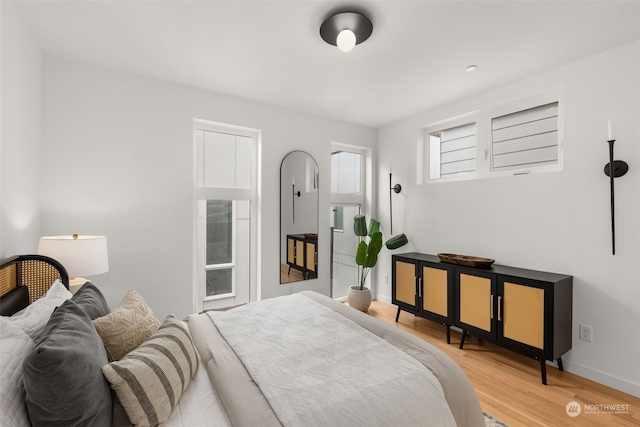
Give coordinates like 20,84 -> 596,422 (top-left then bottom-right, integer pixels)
38,235 -> 109,277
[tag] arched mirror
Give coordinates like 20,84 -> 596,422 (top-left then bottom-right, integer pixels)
280,151 -> 319,283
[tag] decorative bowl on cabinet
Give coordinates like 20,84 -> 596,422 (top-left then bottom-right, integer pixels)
437,253 -> 495,268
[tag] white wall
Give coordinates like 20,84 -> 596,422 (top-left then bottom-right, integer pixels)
38,56 -> 375,321
0,1 -> 43,256
375,41 -> 640,397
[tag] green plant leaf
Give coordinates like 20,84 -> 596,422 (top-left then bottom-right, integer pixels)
354,215 -> 368,237
355,241 -> 368,266
368,219 -> 380,237
363,232 -> 383,267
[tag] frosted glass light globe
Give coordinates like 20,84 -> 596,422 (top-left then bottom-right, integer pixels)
336,29 -> 356,53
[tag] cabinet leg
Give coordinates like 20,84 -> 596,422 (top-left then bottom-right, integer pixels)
459,330 -> 467,349
446,325 -> 451,344
540,359 -> 547,385
288,266 -> 291,275
395,306 -> 401,322
557,357 -> 564,372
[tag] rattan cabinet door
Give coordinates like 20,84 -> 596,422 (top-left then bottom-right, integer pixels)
422,266 -> 449,318
393,259 -> 417,309
306,241 -> 317,276
287,237 -> 296,265
295,240 -> 304,268
502,282 -> 544,349
455,268 -> 497,341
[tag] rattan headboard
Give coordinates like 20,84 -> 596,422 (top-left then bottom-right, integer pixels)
0,255 -> 69,304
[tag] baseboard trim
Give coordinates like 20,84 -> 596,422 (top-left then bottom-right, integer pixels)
375,294 -> 391,305
567,361 -> 640,398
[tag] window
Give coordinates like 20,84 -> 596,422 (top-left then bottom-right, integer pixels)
429,123 -> 476,179
197,129 -> 252,189
420,90 -> 562,183
492,102 -> 559,172
205,200 -> 234,298
331,150 -> 362,194
194,120 -> 259,310
330,144 -> 370,300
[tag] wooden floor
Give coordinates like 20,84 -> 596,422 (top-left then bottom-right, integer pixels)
280,264 -> 304,283
365,300 -> 640,427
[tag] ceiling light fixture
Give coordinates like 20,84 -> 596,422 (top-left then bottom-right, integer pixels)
320,12 -> 373,53
466,65 -> 478,72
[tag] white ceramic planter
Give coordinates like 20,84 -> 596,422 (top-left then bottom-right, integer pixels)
347,286 -> 372,312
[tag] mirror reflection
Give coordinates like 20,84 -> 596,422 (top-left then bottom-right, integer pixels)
280,151 -> 319,283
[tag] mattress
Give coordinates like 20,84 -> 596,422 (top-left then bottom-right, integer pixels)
114,291 -> 484,427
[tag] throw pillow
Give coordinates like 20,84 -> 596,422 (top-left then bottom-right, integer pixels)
102,315 -> 199,427
93,288 -> 160,361
71,281 -> 111,319
22,299 -> 112,427
6,280 -> 71,341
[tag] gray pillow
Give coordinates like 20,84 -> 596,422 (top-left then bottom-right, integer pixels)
22,299 -> 112,427
71,281 -> 111,319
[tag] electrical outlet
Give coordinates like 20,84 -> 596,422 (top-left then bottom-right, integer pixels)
579,324 -> 593,342
384,274 -> 389,284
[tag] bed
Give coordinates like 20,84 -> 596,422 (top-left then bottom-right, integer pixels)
0,255 -> 485,427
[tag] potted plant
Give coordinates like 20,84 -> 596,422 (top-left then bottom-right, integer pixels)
348,215 -> 408,311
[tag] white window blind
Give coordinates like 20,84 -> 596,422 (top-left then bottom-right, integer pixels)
430,122 -> 476,179
492,102 -> 559,172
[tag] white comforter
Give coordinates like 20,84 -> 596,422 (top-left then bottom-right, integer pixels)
209,293 -> 457,427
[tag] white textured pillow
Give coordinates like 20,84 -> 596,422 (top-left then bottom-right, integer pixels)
8,280 -> 72,341
93,289 -> 160,361
0,319 -> 35,427
102,315 -> 199,426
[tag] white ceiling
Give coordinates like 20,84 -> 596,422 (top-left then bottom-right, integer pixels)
12,0 -> 640,128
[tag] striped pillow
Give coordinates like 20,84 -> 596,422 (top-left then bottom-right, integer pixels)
101,315 -> 198,426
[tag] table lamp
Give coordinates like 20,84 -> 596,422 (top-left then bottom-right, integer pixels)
37,234 -> 109,294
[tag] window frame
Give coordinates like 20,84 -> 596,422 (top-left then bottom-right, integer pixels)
330,143 -> 368,207
201,200 -> 237,301
330,142 -> 372,300
418,89 -> 564,184
193,119 -> 260,312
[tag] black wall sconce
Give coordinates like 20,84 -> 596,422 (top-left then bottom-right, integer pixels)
605,120 -> 629,255
389,164 -> 401,234
292,181 -> 301,223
